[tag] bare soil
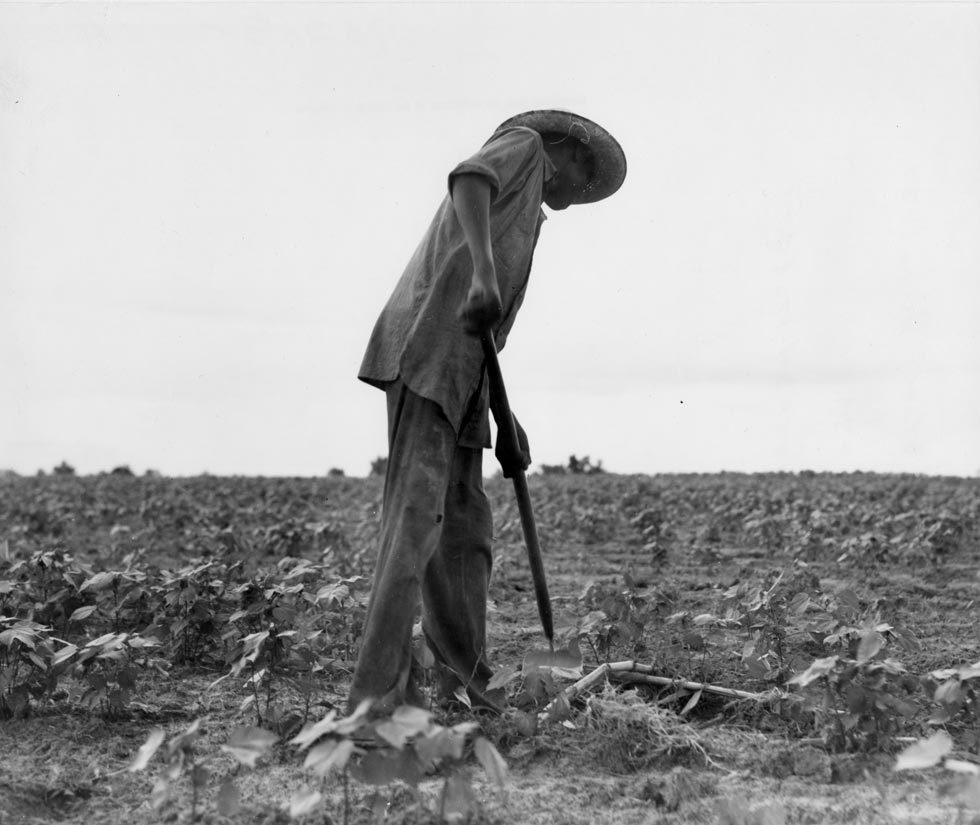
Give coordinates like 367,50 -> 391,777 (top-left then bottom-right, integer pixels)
2,471 -> 979,825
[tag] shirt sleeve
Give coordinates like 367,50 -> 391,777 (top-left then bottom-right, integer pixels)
447,127 -> 543,203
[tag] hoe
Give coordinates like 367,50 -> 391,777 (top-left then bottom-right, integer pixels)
481,332 -> 555,651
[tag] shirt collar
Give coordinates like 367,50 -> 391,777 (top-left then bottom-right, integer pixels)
540,144 -> 556,219
542,149 -> 557,183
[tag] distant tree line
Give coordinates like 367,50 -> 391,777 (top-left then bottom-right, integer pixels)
540,455 -> 606,476
7,454 -> 606,480
367,454 -> 605,479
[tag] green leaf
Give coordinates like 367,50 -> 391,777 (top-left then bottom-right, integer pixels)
169,718 -> 202,755
934,679 -> 962,705
788,656 -> 839,688
129,728 -> 166,772
546,691 -> 572,723
415,722 -> 475,768
944,759 -> 980,775
374,705 -> 433,749
679,688 -> 703,717
303,739 -> 355,777
412,639 -> 436,670
240,630 -> 271,662
856,631 -> 885,662
449,720 -> 480,739
217,779 -> 241,817
486,666 -> 520,691
743,654 -> 770,679
453,685 -> 472,709
220,726 -> 279,768
789,592 -> 810,615
314,582 -> 349,605
150,776 -> 171,810
289,711 -> 340,749
473,736 -> 507,788
414,728 -> 454,768
876,693 -> 918,718
334,699 -> 374,736
894,731 -> 953,771
0,627 -> 39,650
68,605 -> 98,623
207,672 -> 232,692
288,788 -> 323,819
80,572 -> 118,593
86,631 -> 125,649
871,658 -> 908,676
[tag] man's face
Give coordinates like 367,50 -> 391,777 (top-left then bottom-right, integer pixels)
543,144 -> 593,211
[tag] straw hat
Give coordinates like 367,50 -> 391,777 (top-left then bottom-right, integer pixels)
496,109 -> 627,204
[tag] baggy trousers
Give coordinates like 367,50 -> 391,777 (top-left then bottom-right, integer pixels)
348,379 -> 496,713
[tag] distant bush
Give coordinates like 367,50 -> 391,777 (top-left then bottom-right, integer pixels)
110,465 -> 135,476
370,456 -> 388,477
569,455 -> 604,475
541,455 -> 606,476
328,467 -> 345,478
53,461 -> 76,476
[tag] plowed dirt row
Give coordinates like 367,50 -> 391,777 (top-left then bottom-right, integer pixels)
1,472 -> 979,824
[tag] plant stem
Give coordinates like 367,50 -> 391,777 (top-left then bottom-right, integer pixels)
190,764 -> 199,822
343,768 -> 350,825
250,663 -> 262,725
585,636 -> 602,667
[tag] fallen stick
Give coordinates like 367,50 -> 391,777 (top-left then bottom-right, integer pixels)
797,736 -> 919,747
538,660 -> 785,721
608,671 -> 783,702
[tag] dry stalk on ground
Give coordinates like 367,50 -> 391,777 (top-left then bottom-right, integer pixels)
538,660 -> 786,721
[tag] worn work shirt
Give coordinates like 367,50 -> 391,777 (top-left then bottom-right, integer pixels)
358,127 -> 555,448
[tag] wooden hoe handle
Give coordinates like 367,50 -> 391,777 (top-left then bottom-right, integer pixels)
480,332 -> 555,646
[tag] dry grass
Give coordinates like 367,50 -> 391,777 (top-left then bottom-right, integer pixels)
569,687 -> 713,773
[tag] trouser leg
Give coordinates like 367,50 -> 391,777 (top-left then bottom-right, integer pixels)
348,381 -> 457,713
422,446 -> 501,709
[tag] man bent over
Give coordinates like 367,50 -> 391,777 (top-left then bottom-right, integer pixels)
351,110 -> 627,714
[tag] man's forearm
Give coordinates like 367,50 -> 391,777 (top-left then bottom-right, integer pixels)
452,174 -> 502,332
451,174 -> 495,282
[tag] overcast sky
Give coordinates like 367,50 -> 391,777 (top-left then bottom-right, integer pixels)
2,1 -> 978,478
